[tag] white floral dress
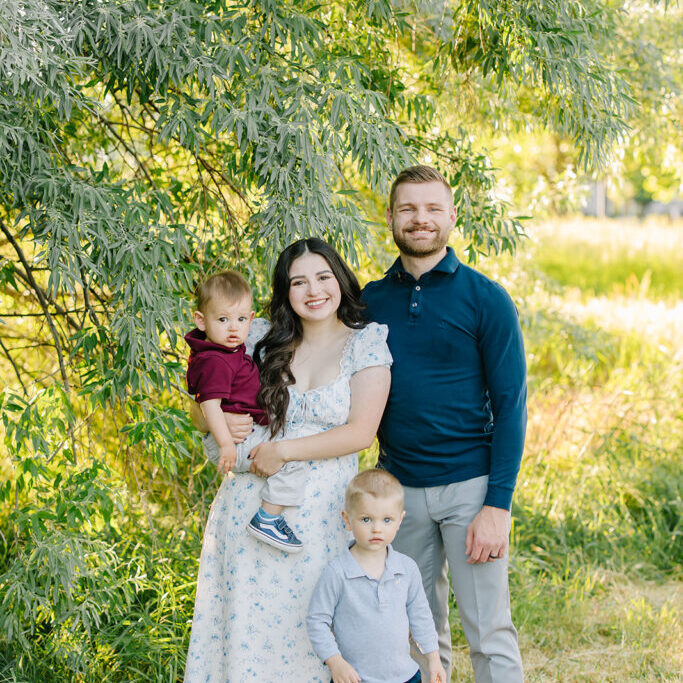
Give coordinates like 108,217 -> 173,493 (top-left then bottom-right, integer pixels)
184,320 -> 392,682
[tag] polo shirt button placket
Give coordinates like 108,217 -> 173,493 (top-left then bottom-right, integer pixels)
410,285 -> 422,315
377,581 -> 386,608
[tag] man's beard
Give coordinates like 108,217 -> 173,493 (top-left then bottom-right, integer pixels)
392,228 -> 449,258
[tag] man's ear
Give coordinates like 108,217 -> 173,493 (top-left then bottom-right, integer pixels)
193,311 -> 206,331
450,203 -> 457,228
386,206 -> 393,228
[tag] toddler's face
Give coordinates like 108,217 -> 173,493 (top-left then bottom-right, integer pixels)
342,494 -> 405,553
194,295 -> 254,349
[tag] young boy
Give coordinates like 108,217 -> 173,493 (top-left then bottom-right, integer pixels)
307,469 -> 446,683
185,270 -> 304,553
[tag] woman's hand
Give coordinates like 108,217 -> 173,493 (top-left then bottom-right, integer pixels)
224,413 -> 254,442
249,441 -> 286,477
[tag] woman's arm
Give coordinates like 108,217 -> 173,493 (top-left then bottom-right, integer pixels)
249,365 -> 390,477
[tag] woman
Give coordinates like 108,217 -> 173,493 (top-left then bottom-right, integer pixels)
184,238 -> 392,681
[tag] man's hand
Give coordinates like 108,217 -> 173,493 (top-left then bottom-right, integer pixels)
249,441 -> 286,478
465,505 -> 511,564
326,654 -> 361,683
217,443 -> 237,474
224,412 -> 253,443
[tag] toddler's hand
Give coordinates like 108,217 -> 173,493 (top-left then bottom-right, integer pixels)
430,664 -> 447,682
326,654 -> 361,683
426,650 -> 447,683
217,444 -> 237,474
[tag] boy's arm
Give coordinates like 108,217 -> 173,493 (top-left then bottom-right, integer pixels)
306,566 -> 356,678
190,400 -> 253,441
425,651 -> 446,683
405,560 -> 443,680
200,399 -> 237,473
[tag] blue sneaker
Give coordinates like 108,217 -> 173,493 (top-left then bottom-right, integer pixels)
247,513 -> 303,553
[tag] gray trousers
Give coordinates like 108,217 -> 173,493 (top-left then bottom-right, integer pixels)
393,476 -> 523,683
202,426 -> 306,507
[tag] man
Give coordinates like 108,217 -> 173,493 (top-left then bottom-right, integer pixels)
362,165 -> 526,682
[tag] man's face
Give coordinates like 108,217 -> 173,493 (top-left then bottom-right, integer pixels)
387,180 -> 456,258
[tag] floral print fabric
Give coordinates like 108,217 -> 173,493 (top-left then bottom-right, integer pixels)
184,321 -> 392,682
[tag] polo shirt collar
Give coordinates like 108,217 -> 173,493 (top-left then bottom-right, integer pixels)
386,247 -> 460,278
340,543 -> 405,579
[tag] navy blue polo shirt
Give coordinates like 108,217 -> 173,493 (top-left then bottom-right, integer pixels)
362,248 -> 527,510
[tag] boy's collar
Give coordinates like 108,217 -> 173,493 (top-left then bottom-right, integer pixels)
340,542 -> 404,579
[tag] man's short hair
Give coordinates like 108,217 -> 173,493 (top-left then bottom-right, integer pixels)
389,165 -> 453,211
345,469 -> 405,511
196,270 -> 252,312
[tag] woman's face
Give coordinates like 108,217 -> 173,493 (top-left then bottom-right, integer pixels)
287,251 -> 342,323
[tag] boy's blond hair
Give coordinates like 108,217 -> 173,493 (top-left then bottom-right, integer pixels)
195,270 -> 252,312
345,469 -> 404,511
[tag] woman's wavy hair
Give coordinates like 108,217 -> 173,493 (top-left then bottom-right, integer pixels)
254,238 -> 367,436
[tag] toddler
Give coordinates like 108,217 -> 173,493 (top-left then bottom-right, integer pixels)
307,469 -> 446,683
185,270 -> 305,553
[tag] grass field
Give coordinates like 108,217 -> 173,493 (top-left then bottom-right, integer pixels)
445,218 -> 682,682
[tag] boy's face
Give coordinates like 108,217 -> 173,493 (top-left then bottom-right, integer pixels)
342,494 -> 405,553
193,295 -> 254,349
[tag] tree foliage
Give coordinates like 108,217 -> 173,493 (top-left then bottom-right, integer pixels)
0,0 -> 645,678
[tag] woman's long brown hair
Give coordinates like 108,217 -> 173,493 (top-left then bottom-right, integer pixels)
254,238 -> 367,437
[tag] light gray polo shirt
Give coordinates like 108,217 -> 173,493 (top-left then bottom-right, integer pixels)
307,544 -> 438,683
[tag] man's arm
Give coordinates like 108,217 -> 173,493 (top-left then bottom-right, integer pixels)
467,283 -> 527,563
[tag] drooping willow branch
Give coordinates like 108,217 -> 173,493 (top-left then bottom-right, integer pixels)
0,217 -> 72,394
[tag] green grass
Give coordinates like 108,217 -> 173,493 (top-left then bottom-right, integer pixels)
533,244 -> 682,299
530,218 -> 683,300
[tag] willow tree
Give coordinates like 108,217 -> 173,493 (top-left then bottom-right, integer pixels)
0,0 -> 635,678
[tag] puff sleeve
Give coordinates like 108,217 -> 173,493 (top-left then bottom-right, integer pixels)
347,322 -> 392,375
245,318 -> 271,358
